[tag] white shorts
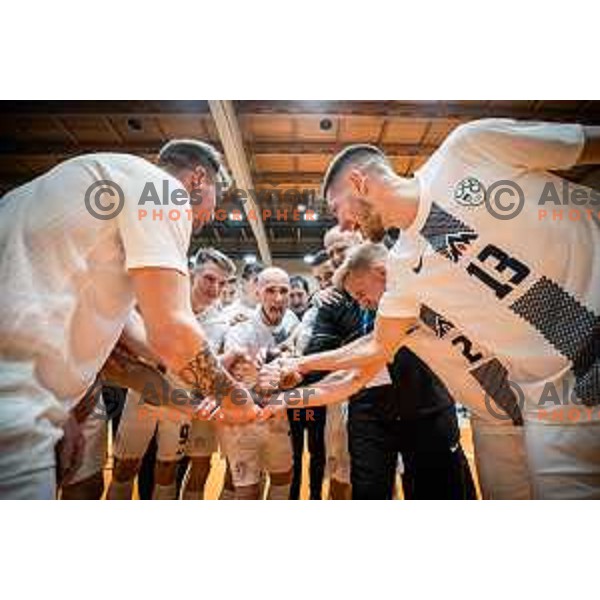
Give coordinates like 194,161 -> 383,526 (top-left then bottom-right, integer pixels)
186,418 -> 217,458
218,418 -> 292,488
470,415 -> 532,500
113,390 -> 190,463
67,398 -> 108,485
525,420 -> 600,499
326,402 -> 351,484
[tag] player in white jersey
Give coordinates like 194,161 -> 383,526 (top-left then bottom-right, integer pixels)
0,139 -> 262,499
219,267 -> 299,499
270,120 -> 600,499
335,242 -> 531,499
108,249 -> 240,500
222,261 -> 264,323
181,248 -> 236,500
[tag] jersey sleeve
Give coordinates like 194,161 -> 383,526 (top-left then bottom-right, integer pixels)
378,248 -> 420,320
448,118 -> 585,171
117,169 -> 192,275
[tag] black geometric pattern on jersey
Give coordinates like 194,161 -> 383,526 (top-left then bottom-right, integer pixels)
420,202 -> 479,263
470,359 -> 524,426
510,276 -> 600,406
419,304 -> 456,338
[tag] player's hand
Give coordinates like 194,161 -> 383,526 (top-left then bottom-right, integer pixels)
221,345 -> 253,372
256,361 -> 283,393
318,286 -> 343,306
194,397 -> 219,421
278,357 -> 303,389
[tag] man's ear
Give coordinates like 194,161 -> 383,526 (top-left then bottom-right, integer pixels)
348,168 -> 368,197
374,263 -> 387,279
192,165 -> 208,188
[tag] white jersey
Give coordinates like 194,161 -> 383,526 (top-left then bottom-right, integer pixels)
224,307 -> 299,362
379,119 -> 600,422
221,299 -> 255,323
223,299 -> 298,335
0,153 -> 191,479
195,304 -> 230,353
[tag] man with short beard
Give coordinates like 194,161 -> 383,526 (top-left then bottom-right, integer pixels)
280,119 -> 600,499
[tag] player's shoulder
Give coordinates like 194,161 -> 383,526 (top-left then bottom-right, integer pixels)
67,152 -> 152,170
442,118 -> 517,152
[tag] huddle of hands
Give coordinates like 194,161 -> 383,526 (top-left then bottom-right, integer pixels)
199,346 -> 305,424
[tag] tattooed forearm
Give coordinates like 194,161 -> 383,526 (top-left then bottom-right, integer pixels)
178,343 -> 237,404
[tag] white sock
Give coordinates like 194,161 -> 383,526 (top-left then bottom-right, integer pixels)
153,483 -> 177,500
267,483 -> 290,500
107,479 -> 133,500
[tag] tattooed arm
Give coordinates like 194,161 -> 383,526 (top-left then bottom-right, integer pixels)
129,267 -> 258,421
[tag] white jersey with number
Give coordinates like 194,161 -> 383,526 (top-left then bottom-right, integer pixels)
379,119 -> 600,422
0,153 -> 191,480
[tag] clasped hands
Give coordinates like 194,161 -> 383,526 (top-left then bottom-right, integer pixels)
199,353 -> 305,424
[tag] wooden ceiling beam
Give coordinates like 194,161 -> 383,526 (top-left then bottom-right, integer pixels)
0,100 -> 210,115
235,100 -> 600,121
209,100 -> 272,265
0,139 -> 437,157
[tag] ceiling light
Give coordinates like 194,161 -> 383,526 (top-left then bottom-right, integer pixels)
319,118 -> 333,131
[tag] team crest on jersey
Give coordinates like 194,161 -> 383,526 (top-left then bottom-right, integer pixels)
453,177 -> 486,208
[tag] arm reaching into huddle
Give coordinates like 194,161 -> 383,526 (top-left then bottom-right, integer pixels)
129,267 -> 259,422
260,364 -> 384,418
295,314 -> 416,376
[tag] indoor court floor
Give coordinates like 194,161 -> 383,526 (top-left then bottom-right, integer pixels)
100,423 -> 479,500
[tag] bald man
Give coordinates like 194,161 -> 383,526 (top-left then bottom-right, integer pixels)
218,267 -> 299,500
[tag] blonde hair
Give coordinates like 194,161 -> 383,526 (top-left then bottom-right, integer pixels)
333,242 -> 388,289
